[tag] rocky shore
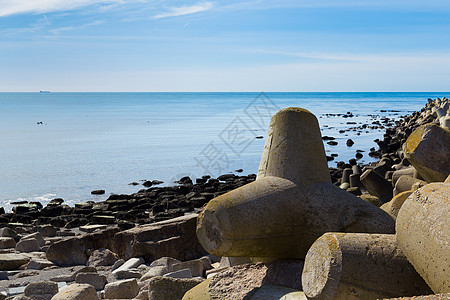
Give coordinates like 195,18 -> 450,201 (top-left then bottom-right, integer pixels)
0,98 -> 449,299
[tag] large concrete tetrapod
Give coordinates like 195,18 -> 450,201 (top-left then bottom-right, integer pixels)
396,183 -> 450,293
302,233 -> 432,300
196,108 -> 395,259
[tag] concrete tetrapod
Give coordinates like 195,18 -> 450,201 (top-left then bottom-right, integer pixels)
302,233 -> 432,300
197,108 -> 395,259
396,182 -> 450,293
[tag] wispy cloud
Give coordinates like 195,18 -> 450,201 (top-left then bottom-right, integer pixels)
0,0 -> 129,17
49,20 -> 104,35
152,2 -> 213,20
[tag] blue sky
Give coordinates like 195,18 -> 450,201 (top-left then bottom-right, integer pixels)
1,0 -> 450,91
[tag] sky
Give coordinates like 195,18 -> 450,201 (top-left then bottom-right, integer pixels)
0,0 -> 450,92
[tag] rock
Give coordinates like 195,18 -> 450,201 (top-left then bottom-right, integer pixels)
392,166 -> 416,186
403,124 -> 450,182
0,253 -> 30,270
0,237 -> 16,249
111,259 -> 125,271
79,225 -> 107,233
396,182 -> 450,293
302,233 -> 432,299
114,214 -> 206,262
359,194 -> 383,207
115,269 -> 142,280
184,260 -> 303,299
197,108 -> 395,259
46,228 -> 118,266
0,227 -> 19,241
248,285 -> 307,300
360,169 -> 393,203
22,232 -> 45,247
104,278 -> 139,299
112,257 -> 144,275
346,139 -> 354,146
148,276 -> 204,300
16,238 -> 40,253
219,256 -> 251,268
173,259 -> 204,277
149,257 -> 181,270
75,272 -> 107,290
87,248 -> 119,267
24,281 -> 58,299
90,190 -> 105,195
51,283 -> 98,300
163,268 -> 192,279
38,225 -> 57,237
26,258 -> 54,270
141,266 -> 170,281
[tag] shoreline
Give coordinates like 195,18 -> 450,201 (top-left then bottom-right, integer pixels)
0,97 -> 448,299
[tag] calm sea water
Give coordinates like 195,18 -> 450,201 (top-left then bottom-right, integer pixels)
0,92 -> 446,211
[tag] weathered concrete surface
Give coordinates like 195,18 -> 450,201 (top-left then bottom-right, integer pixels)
394,175 -> 427,196
302,233 -> 432,300
248,285 -> 306,300
403,124 -> 450,182
114,214 -> 206,262
360,169 -> 393,203
51,283 -> 98,300
256,107 -> 331,188
396,183 -> 450,293
197,108 -> 395,259
380,190 -> 413,219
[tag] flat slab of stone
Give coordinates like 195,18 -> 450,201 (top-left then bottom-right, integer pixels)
79,225 -> 107,233
0,253 -> 30,271
148,276 -> 204,300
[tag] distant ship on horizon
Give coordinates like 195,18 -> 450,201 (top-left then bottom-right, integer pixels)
40,90 -> 50,93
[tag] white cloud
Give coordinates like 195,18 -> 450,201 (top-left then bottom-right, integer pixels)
152,2 -> 212,19
0,0 -> 127,17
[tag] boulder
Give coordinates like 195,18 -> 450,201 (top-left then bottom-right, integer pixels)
141,266 -> 170,281
87,248 -> 119,267
0,237 -> 16,249
302,233 -> 432,299
26,258 -> 54,270
24,281 -> 58,300
163,268 -> 192,279
197,108 -> 395,260
396,183 -> 450,293
403,124 -> 450,182
0,253 -> 30,270
104,278 -> 139,299
16,238 -> 40,252
46,228 -> 118,266
112,257 -> 144,275
114,214 -> 206,262
75,272 -> 107,290
148,276 -> 204,300
184,260 -> 304,299
173,259 -> 204,277
51,283 -> 98,300
360,169 -> 393,203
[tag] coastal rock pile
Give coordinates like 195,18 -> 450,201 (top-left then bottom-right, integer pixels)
0,98 -> 448,299
190,100 -> 449,299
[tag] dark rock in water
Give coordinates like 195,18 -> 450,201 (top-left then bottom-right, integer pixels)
11,201 -> 28,205
322,136 -> 335,140
255,136 -> 264,139
91,190 -> 105,195
327,141 -> 338,146
151,180 -> 164,185
235,169 -> 243,173
217,174 -> 235,181
48,198 -> 64,206
349,159 -> 357,166
142,181 -> 153,187
346,139 -> 354,146
326,156 -> 334,161
177,176 -> 193,185
129,182 -> 139,186
0,207 -> 4,215
331,153 -> 338,157
355,152 -> 363,159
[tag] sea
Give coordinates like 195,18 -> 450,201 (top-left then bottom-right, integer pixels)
0,92 -> 446,212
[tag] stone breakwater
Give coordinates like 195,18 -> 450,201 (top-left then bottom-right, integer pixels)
0,97 -> 449,299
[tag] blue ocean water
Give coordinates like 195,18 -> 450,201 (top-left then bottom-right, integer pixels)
0,92 -> 445,211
